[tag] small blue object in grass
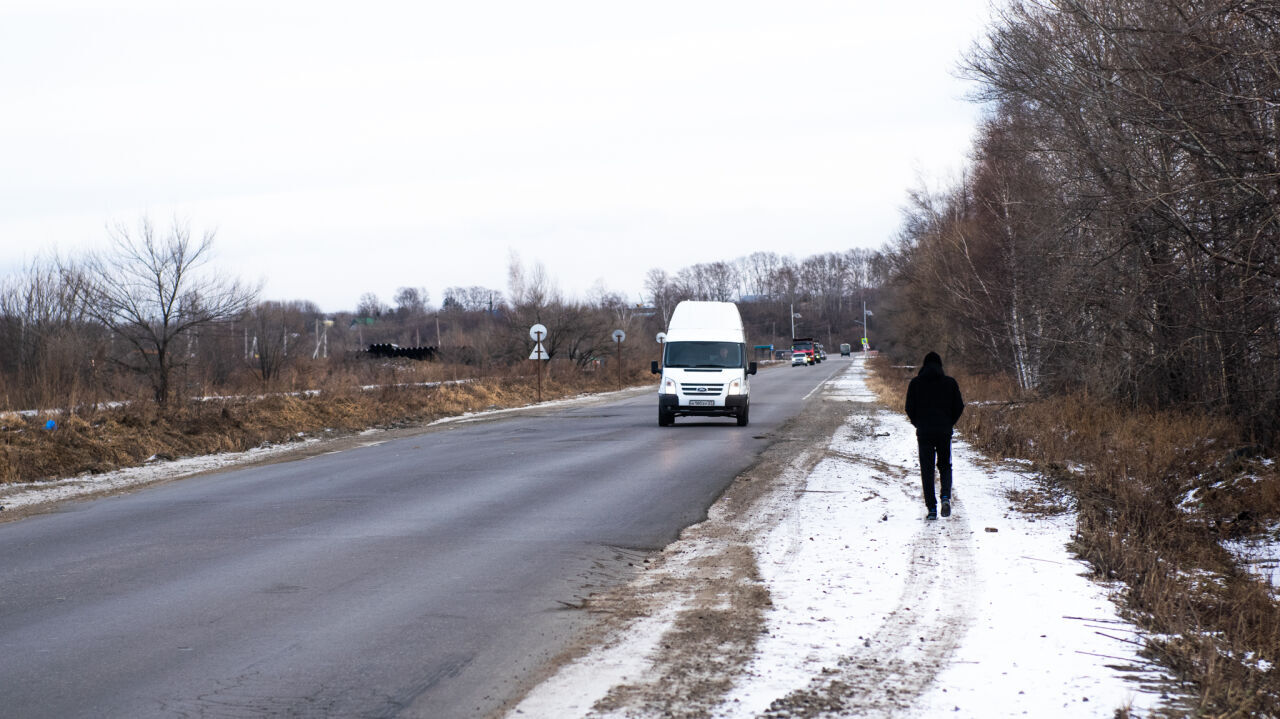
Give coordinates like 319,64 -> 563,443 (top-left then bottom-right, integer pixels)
44,419 -> 56,430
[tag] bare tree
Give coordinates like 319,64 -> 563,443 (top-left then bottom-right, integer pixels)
861,0 -> 1280,440
740,251 -> 785,297
0,254 -> 96,410
81,218 -> 258,405
644,268 -> 684,327
356,292 -> 387,318
246,300 -> 316,384
507,251 -> 559,309
393,287 -> 430,316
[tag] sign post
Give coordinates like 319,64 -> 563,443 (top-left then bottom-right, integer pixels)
655,331 -> 666,369
612,329 -> 626,389
529,324 -> 548,403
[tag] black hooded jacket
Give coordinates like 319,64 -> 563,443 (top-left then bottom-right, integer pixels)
904,352 -> 964,435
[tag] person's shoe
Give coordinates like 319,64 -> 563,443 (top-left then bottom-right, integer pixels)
941,500 -> 951,517
926,508 -> 938,520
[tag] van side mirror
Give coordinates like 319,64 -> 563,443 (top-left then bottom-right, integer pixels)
650,360 -> 660,375
748,361 -> 758,375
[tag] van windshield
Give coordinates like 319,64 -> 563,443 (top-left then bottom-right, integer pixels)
664,341 -> 743,369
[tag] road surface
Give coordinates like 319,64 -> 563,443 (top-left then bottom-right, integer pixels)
0,359 -> 848,718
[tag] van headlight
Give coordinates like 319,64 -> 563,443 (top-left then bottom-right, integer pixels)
662,377 -> 678,394
727,379 -> 742,395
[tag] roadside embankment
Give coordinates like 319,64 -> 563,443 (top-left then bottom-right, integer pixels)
872,356 -> 1280,717
1,365 -> 656,490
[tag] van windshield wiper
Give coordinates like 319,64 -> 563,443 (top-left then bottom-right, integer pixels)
694,364 -> 730,368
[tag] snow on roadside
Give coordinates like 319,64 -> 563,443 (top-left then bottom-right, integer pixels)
1222,522 -> 1280,593
510,357 -> 1167,718
0,440 -> 318,511
1180,469 -> 1280,594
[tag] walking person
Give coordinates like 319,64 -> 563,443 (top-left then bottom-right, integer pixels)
905,351 -> 965,520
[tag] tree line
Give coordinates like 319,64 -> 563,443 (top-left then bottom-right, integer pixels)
875,0 -> 1280,443
1,223 -> 883,414
645,250 -> 880,352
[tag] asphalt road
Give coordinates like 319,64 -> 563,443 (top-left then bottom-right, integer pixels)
0,358 -> 850,718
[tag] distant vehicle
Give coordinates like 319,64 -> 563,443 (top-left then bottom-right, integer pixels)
791,337 -> 820,364
840,343 -> 851,356
651,301 -> 757,427
791,351 -> 807,366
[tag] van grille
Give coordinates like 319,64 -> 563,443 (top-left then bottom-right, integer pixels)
680,383 -> 724,396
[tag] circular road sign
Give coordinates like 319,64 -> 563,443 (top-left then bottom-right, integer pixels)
612,329 -> 626,342
529,323 -> 548,341
655,331 -> 667,344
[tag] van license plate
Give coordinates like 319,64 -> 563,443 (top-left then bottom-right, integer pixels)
689,400 -> 714,406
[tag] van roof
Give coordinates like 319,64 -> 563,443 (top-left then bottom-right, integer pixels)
665,301 -> 745,343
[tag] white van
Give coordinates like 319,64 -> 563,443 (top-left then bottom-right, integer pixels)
650,300 -> 757,427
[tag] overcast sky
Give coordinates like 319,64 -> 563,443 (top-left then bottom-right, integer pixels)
1,1 -> 994,313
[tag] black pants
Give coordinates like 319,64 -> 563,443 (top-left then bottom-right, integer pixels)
917,431 -> 953,510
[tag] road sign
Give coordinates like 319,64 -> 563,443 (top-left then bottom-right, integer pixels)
529,345 -> 549,360
529,324 -> 547,341
655,331 -> 666,344
612,329 -> 626,342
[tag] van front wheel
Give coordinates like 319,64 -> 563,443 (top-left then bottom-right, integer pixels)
736,404 -> 750,427
658,408 -> 674,427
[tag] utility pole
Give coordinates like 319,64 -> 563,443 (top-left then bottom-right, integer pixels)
536,329 -> 544,403
612,330 -> 626,389
862,300 -> 872,351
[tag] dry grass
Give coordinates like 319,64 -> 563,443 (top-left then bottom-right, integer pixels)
868,355 -> 1280,716
1,360 -> 655,485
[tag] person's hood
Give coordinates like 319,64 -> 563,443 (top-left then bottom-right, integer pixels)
918,351 -> 944,378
